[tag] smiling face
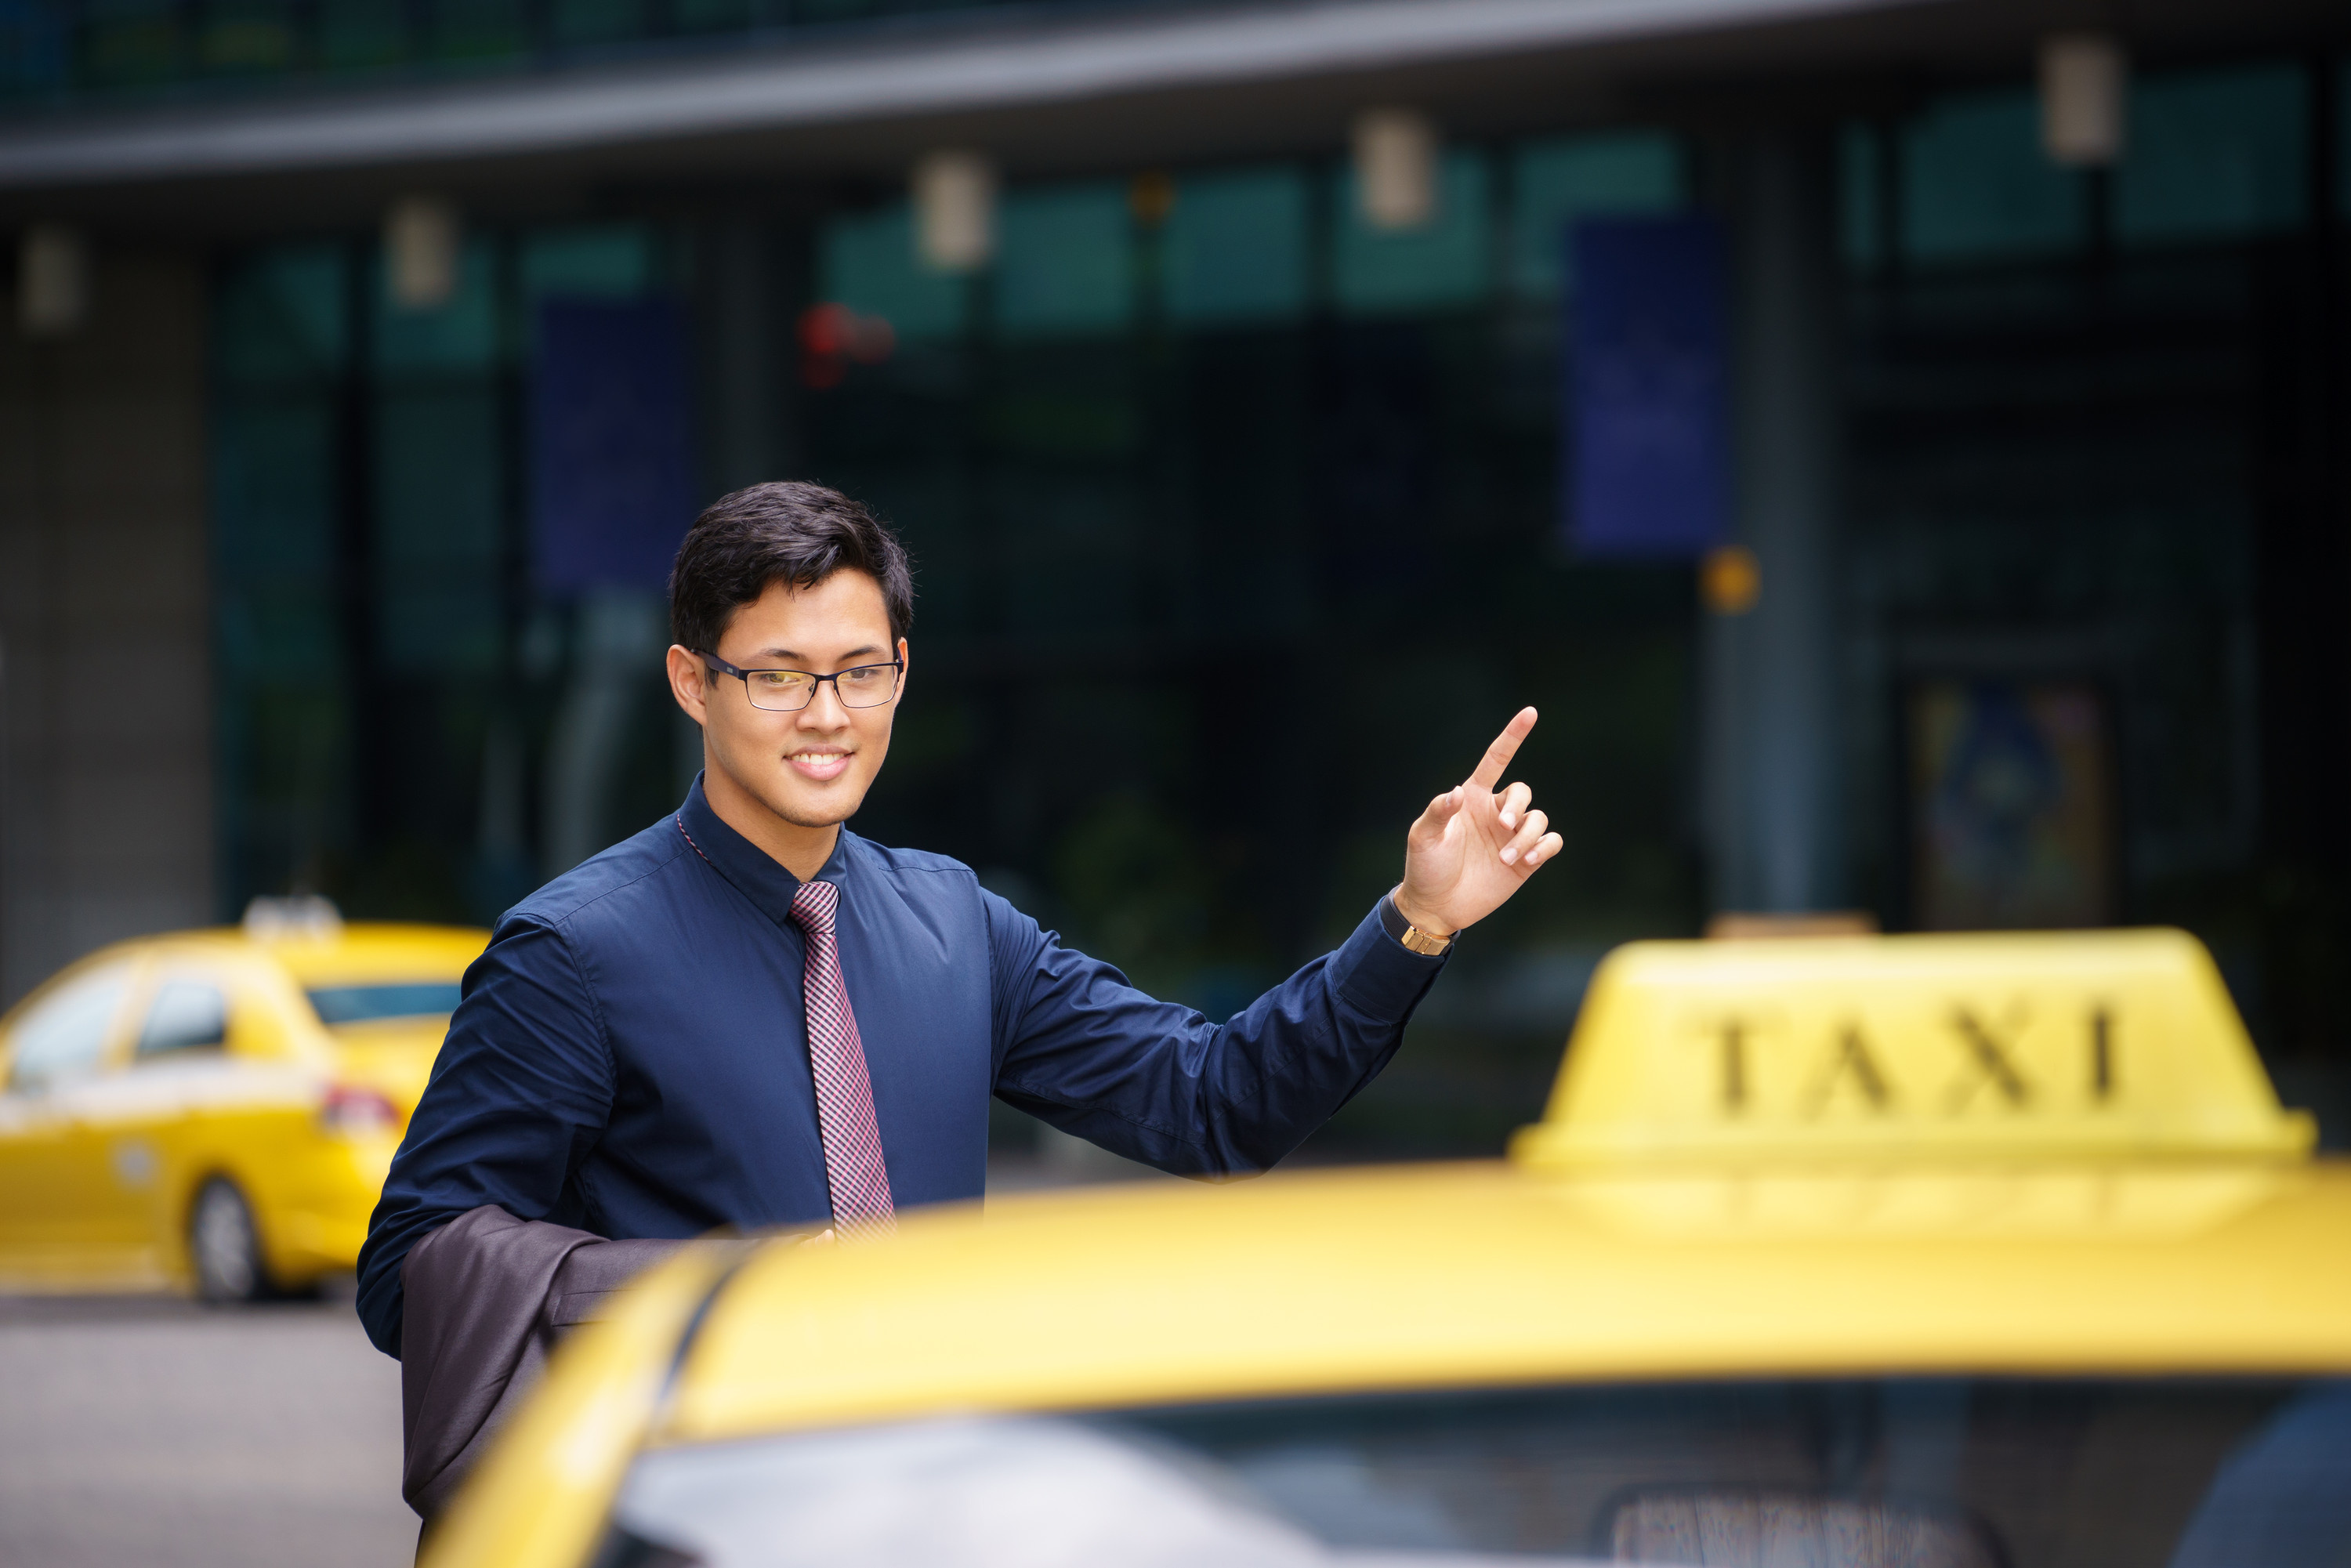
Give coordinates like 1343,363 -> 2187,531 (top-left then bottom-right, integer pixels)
666,569 -> 907,879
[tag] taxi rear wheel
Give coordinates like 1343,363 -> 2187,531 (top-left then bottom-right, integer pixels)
189,1179 -> 271,1304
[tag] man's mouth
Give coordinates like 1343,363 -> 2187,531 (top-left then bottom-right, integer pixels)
786,748 -> 853,782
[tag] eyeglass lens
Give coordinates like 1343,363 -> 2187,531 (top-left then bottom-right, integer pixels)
741,664 -> 900,712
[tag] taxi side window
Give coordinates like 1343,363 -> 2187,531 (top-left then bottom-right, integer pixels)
136,980 -> 228,1060
6,964 -> 135,1092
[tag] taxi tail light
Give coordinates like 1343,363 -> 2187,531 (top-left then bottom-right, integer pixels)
321,1085 -> 401,1135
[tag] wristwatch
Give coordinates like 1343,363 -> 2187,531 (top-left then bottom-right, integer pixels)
1386,896 -> 1455,956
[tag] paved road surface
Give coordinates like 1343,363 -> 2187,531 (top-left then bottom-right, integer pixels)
0,1291 -> 415,1568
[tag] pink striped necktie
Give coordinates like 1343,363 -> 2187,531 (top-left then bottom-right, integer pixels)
787,879 -> 896,1239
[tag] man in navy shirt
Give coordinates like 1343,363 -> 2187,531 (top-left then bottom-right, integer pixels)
357,482 -> 1563,1357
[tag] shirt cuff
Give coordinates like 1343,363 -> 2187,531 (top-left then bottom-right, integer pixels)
1375,894 -> 1418,945
1330,897 -> 1451,1019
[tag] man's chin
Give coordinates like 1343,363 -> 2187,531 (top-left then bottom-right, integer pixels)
762,782 -> 866,831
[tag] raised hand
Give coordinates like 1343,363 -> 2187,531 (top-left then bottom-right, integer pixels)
1393,707 -> 1560,938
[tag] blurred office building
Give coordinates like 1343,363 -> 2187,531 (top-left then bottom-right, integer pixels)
1,0 -> 2346,1145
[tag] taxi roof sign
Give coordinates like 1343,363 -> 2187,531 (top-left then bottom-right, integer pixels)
1510,928 -> 2315,1168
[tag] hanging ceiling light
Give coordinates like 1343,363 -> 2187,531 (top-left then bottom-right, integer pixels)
385,194 -> 460,310
18,224 -> 89,339
1354,108 -> 1439,231
2040,34 -> 2127,167
914,150 -> 997,273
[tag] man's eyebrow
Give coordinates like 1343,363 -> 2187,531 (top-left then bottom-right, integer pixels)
752,644 -> 886,663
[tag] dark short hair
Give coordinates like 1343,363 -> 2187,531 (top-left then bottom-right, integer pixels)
668,481 -> 915,656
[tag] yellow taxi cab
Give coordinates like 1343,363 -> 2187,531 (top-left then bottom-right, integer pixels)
0,899 -> 486,1300
424,927 -> 2349,1568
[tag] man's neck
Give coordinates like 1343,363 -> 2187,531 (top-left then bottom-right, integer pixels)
702,765 -> 841,882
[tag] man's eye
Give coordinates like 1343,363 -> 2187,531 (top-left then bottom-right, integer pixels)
754,672 -> 808,690
841,666 -> 888,688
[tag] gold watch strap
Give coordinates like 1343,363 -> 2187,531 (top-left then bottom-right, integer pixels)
1396,911 -> 1454,956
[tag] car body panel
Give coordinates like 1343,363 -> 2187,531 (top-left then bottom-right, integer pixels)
418,928 -> 2349,1568
663,1161 -> 2351,1447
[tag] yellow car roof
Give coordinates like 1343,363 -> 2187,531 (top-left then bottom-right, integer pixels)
663,1159 -> 2351,1447
139,922 -> 490,987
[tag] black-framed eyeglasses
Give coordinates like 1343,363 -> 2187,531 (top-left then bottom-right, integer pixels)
699,652 -> 904,712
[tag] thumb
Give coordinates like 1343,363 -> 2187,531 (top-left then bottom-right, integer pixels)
1410,787 -> 1464,846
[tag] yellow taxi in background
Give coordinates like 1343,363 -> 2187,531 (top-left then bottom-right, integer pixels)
0,900 -> 485,1300
427,928 -> 2350,1568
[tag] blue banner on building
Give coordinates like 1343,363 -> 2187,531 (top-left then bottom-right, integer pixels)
531,298 -> 698,594
1564,215 -> 1727,559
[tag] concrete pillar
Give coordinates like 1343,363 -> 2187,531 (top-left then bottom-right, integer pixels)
1703,130 -> 1845,914
0,248 -> 214,1004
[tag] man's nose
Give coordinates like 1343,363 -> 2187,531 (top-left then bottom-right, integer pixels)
799,678 -> 853,726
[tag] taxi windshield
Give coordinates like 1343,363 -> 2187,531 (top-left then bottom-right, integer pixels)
306,983 -> 462,1026
604,1377 -> 2349,1568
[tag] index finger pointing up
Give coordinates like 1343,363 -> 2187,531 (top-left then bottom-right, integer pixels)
1466,706 -> 1539,790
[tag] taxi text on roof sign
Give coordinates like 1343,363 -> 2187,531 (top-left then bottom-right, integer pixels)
1509,928 -> 2315,1168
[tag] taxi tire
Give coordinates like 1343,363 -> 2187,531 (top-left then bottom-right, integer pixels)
189,1178 -> 272,1304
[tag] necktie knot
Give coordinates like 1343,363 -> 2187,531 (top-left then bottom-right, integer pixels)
790,879 -> 839,935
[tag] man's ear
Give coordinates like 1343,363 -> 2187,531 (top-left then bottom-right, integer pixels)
666,645 -> 710,726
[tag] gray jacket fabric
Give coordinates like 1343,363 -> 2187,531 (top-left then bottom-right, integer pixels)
397,1205 -> 686,1521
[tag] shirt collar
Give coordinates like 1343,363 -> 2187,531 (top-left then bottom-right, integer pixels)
675,773 -> 853,930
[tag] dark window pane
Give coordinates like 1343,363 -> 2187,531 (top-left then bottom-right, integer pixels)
138,980 -> 228,1056
2116,65 -> 2309,246
307,983 -> 464,1023
78,0 -> 183,85
1334,150 -> 1491,315
1902,89 -> 2088,263
604,1379 -> 2351,1567
317,0 -> 407,69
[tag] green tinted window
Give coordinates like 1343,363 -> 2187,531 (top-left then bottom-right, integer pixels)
549,0 -> 644,46
430,0 -> 525,60
317,0 -> 404,69
0,2 -> 70,94
212,399 -> 340,583
523,224 -> 657,301
376,236 -> 499,372
1904,89 -> 2088,262
819,203 -> 967,343
1165,167 -> 1310,328
997,183 -> 1134,339
2117,64 -> 2308,245
197,0 -> 295,73
1511,132 -> 1682,297
79,0 -> 180,85
1841,122 -> 1885,272
1334,150 -> 1491,313
375,384 -> 504,675
216,245 -> 349,386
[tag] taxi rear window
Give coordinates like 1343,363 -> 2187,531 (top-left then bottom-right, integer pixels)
603,1377 -> 2349,1568
306,983 -> 462,1025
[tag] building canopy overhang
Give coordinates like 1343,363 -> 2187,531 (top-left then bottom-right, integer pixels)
0,0 -> 2338,229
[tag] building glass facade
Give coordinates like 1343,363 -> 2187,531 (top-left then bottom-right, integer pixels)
194,53 -> 2351,1150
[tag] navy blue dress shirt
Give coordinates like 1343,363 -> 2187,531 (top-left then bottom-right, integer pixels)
356,777 -> 1450,1357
